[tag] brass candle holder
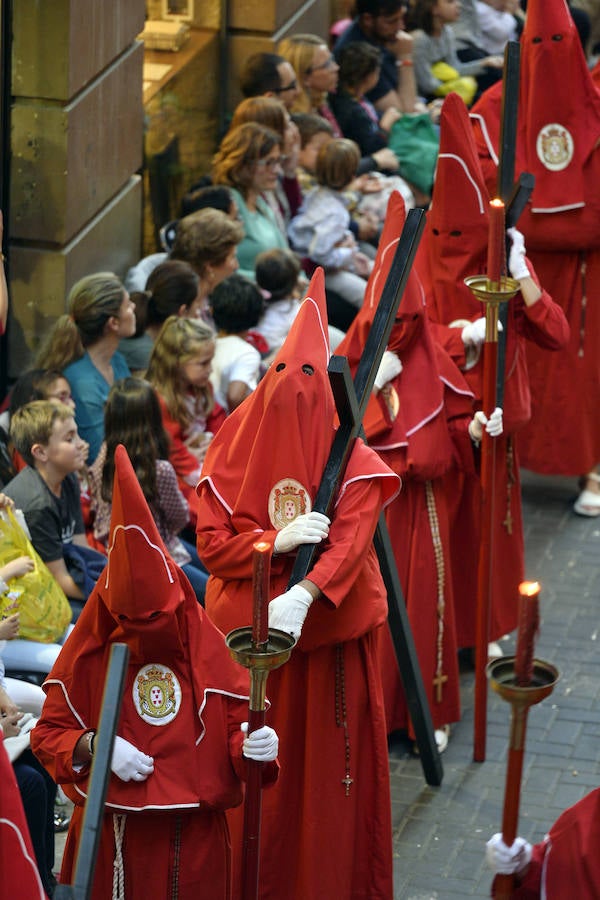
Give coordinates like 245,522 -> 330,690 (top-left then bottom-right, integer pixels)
464,275 -> 520,338
487,656 -> 560,900
226,626 -> 297,714
488,656 -> 560,749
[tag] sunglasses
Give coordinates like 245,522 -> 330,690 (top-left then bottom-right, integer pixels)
274,78 -> 298,93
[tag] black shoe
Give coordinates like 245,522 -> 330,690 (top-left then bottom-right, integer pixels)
54,809 -> 70,832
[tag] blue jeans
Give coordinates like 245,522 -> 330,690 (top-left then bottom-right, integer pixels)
180,538 -> 209,606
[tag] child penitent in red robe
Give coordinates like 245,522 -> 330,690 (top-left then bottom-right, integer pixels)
196,269 -> 400,900
415,92 -> 569,649
31,444 -> 278,900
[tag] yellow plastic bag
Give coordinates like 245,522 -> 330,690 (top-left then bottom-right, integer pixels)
0,507 -> 72,642
431,61 -> 477,106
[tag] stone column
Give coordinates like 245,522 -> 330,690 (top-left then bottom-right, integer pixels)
7,0 -> 145,376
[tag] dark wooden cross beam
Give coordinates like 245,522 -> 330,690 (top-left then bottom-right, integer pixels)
495,40 -> 535,408
55,643 -> 129,900
288,207 -> 443,787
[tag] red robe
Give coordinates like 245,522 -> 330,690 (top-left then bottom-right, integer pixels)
470,0 -> 600,475
336,191 -> 476,733
0,736 -> 46,900
493,787 -> 600,898
417,93 -> 569,645
196,270 -> 399,899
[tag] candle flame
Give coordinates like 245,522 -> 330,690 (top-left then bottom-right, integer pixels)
490,197 -> 505,209
519,581 -> 541,597
253,541 -> 271,553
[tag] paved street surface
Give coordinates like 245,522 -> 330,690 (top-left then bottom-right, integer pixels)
390,470 -> 600,899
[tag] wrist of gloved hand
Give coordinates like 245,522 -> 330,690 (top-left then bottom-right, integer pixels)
485,833 -> 532,876
268,583 -> 314,638
507,226 -> 530,281
374,350 -> 402,391
241,723 -> 279,762
273,511 -> 330,554
111,735 -> 154,783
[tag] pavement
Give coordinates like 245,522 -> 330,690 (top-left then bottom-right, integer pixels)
54,470 -> 600,897
389,470 -> 600,899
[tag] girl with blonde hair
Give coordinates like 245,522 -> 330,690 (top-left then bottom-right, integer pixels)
146,316 -> 225,527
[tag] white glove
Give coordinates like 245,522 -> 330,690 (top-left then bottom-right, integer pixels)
274,511 -> 330,554
469,407 -> 504,442
374,350 -> 402,391
461,317 -> 486,348
461,317 -> 503,348
241,723 -> 279,762
111,736 -> 154,782
485,833 -> 532,876
507,227 -> 530,281
268,584 -> 313,638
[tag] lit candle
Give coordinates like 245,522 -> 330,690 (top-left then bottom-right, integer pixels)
252,541 -> 272,648
514,581 -> 540,686
487,198 -> 505,286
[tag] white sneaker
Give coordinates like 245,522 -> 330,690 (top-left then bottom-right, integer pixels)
487,641 -> 503,660
574,488 -> 600,517
435,726 -> 450,753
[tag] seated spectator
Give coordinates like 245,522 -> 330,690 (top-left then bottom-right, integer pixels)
228,95 -> 303,227
446,0 -> 505,95
410,0 -> 503,107
288,138 -> 373,309
146,316 -> 225,528
211,122 -> 290,278
334,0 -> 422,114
125,187 -> 241,290
279,32 -> 401,175
4,401 -> 106,620
179,183 -> 239,220
209,274 -> 264,412
475,0 -> 521,55
329,41 -> 402,157
254,247 -> 345,353
34,273 -> 135,464
240,51 -> 301,110
87,378 -> 209,603
119,260 -> 204,375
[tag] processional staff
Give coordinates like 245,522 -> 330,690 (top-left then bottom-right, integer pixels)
487,582 -> 559,900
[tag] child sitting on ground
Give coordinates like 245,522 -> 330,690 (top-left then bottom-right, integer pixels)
209,274 -> 265,412
288,138 -> 373,309
4,401 -> 106,621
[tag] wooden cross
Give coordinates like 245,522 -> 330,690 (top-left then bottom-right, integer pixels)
54,643 -> 129,900
288,208 -> 444,788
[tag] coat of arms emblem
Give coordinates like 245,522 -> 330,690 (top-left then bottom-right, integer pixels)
133,663 -> 181,726
536,124 -> 574,172
268,478 -> 311,530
